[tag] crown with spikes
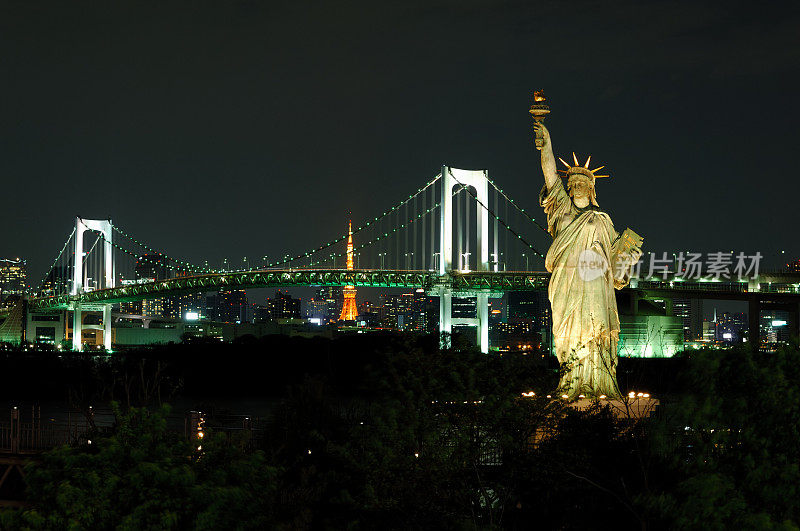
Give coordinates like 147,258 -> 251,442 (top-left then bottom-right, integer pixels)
557,153 -> 610,183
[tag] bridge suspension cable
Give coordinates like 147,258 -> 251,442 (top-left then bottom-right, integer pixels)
324,199 -> 442,265
446,169 -> 546,260
258,173 -> 442,270
485,176 -> 550,236
111,224 -> 220,274
105,235 -> 214,276
34,227 -> 76,295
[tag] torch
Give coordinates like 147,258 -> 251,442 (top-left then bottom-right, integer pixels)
529,90 -> 550,149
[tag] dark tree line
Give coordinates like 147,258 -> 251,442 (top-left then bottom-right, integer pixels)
2,336 -> 799,529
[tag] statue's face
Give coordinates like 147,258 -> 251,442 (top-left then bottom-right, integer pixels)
569,176 -> 593,199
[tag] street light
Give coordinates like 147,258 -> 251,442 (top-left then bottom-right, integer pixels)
378,252 -> 386,270
490,252 -> 499,272
521,253 -> 529,271
405,252 -> 414,270
432,252 -> 441,272
461,252 -> 471,272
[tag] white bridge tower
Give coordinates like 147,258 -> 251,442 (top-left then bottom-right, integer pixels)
71,217 -> 114,351
437,166 -> 493,353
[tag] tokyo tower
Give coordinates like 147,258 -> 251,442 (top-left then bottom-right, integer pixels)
338,219 -> 359,321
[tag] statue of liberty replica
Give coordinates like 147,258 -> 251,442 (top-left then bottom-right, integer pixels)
531,93 -> 643,399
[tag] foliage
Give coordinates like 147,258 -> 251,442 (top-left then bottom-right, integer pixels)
3,338 -> 799,529
644,344 -> 800,529
266,335 -> 647,529
0,403 -> 277,530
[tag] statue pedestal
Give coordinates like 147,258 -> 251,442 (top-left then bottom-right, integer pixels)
567,397 -> 660,419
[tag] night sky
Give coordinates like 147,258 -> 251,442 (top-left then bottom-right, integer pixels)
3,0 -> 799,283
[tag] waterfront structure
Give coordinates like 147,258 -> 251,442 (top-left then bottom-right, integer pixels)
338,220 -> 359,321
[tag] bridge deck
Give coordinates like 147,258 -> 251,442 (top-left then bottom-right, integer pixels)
26,269 -> 800,311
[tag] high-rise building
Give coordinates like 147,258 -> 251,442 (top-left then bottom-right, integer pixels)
673,298 -> 703,341
39,264 -> 72,297
358,300 -> 375,316
507,291 -> 551,350
208,289 -> 249,323
0,258 -> 27,307
493,292 -> 549,352
452,297 -> 476,318
171,271 -> 205,320
507,291 -> 550,328
702,320 -> 715,341
118,280 -> 143,315
134,254 -> 176,318
339,220 -> 359,321
715,311 -> 747,342
305,297 -> 330,322
376,293 -> 406,330
376,290 -> 435,331
172,291 -> 205,320
425,295 -> 439,332
141,298 -> 176,319
379,293 -> 404,329
411,289 -> 428,331
267,290 -> 301,320
315,286 -> 343,323
252,304 -> 271,324
357,300 -> 380,327
761,310 -> 792,347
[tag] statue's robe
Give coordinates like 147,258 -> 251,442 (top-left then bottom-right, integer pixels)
540,179 -> 622,398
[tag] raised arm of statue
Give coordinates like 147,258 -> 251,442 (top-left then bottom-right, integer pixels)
533,122 -> 559,190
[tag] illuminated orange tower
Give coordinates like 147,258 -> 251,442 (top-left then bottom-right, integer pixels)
338,219 -> 359,321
